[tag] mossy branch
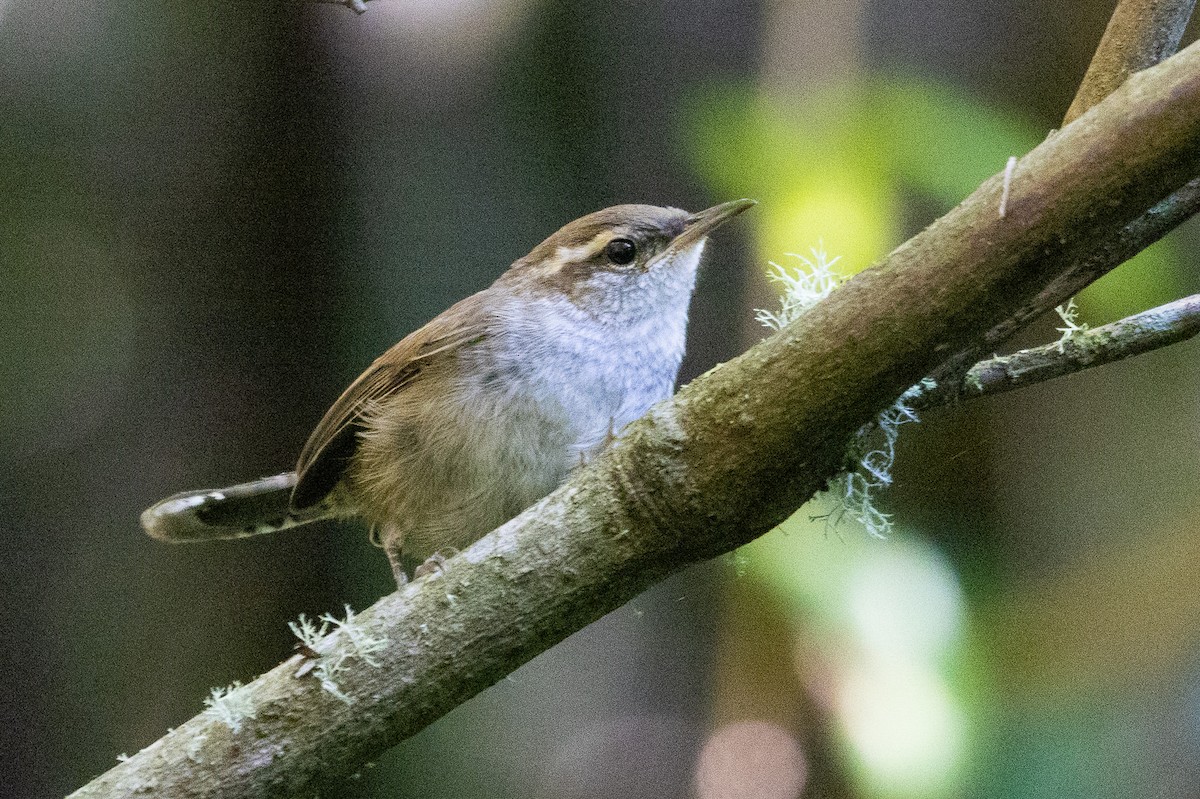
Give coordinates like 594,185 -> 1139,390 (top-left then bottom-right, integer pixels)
911,293 -> 1200,410
69,34 -> 1200,799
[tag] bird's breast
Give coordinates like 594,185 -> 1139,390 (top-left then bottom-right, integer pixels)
482,298 -> 690,459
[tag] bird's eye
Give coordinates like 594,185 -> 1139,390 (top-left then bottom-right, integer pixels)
604,238 -> 637,265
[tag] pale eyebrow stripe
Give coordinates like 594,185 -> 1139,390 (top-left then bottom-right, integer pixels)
551,231 -> 612,268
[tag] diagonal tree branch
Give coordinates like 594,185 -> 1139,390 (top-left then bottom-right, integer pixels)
927,0 -> 1198,397
1064,0 -> 1197,124
69,35 -> 1200,799
924,174 -> 1200,396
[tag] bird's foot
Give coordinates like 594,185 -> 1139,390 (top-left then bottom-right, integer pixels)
413,551 -> 453,580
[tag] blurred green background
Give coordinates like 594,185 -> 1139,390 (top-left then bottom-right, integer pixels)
3,1 -> 1200,797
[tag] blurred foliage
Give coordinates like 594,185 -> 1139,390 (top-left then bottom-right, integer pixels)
737,519 -> 970,798
686,72 -> 1200,799
683,75 -> 1185,319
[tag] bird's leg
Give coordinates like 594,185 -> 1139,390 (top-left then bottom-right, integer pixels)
381,526 -> 411,588
386,548 -> 409,588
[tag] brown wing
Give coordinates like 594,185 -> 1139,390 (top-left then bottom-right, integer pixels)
290,294 -> 490,510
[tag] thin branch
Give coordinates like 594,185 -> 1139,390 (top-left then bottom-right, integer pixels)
967,0 -> 1199,365
927,175 -> 1200,392
912,293 -> 1200,410
68,37 -> 1200,799
1064,0 -> 1196,124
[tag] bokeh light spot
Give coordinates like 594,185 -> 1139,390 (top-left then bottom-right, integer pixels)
847,542 -> 964,662
695,720 -> 807,799
838,665 -> 964,795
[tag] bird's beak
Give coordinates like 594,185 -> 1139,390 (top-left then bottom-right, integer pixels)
672,198 -> 756,251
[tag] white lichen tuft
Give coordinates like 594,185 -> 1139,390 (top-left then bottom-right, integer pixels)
826,378 -> 936,538
203,681 -> 256,733
757,247 -> 931,538
1054,297 -> 1089,352
756,247 -> 843,331
322,605 -> 387,667
289,605 -> 387,704
288,612 -> 330,650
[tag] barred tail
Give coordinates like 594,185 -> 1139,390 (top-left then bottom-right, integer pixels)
141,472 -> 336,543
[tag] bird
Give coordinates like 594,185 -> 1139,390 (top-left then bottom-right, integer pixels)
141,199 -> 755,587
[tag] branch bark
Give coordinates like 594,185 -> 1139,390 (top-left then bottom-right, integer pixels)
1064,0 -> 1197,124
925,0 -> 1199,398
911,293 -> 1200,410
70,36 -> 1200,799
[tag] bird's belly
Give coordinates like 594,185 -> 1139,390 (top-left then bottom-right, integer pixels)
349,380 -> 576,561
349,346 -> 674,562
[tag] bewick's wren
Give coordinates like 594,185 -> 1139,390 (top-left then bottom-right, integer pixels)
142,199 -> 754,586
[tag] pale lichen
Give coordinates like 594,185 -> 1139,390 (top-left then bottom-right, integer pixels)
289,605 -> 387,704
185,731 -> 208,763
1054,297 -> 1089,352
827,377 -> 935,537
203,681 -> 256,733
288,612 -> 329,651
758,248 -> 929,538
755,247 -> 843,332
